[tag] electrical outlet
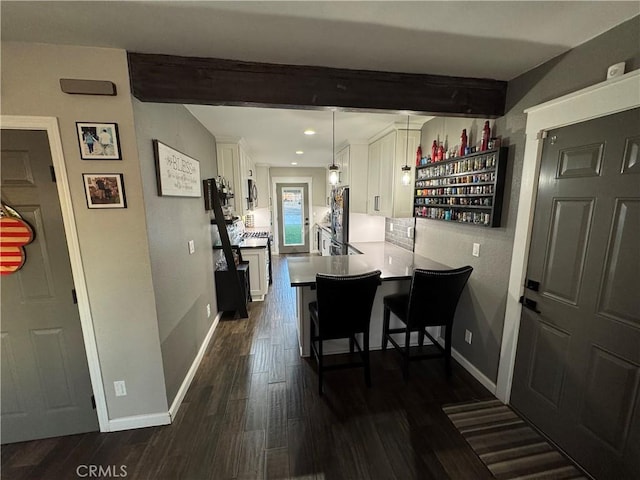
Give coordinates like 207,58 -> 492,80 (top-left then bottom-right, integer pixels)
407,227 -> 414,238
114,380 -> 127,397
389,223 -> 394,232
188,240 -> 195,254
465,330 -> 473,344
206,303 -> 211,318
388,256 -> 393,265
472,243 -> 480,257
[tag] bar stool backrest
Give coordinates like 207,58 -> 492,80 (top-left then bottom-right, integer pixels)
315,270 -> 382,339
406,266 -> 473,329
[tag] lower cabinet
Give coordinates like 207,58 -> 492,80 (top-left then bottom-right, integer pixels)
241,247 -> 269,301
215,262 -> 250,312
320,228 -> 332,256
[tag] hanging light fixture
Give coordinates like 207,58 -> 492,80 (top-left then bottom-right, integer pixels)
328,110 -> 340,186
401,115 -> 412,186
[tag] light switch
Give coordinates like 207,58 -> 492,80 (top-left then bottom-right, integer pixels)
114,380 -> 127,397
188,240 -> 195,254
472,243 -> 480,257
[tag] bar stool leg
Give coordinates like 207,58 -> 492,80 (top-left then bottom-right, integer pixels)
364,332 -> 371,388
318,338 -> 324,395
403,327 -> 411,381
382,305 -> 390,351
418,329 -> 425,347
444,324 -> 452,378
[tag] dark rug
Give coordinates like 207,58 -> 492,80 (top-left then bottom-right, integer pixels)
443,399 -> 587,480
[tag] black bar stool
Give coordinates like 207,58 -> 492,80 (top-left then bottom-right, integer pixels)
309,270 -> 381,395
382,266 -> 473,380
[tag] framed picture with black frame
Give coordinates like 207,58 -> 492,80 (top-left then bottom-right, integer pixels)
77,122 -> 121,160
82,174 -> 127,209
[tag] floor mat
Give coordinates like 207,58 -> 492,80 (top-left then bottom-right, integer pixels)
443,399 -> 587,480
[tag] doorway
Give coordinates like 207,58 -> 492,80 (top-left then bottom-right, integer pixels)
1,129 -> 99,443
510,108 -> 639,479
275,182 -> 310,254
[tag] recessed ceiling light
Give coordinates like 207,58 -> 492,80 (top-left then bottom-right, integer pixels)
304,129 -> 316,136
291,162 -> 298,165
295,150 -> 304,155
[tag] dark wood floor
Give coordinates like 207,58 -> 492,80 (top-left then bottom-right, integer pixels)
2,255 -> 495,480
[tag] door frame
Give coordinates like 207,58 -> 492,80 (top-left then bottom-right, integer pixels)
496,70 -> 640,403
271,176 -> 313,255
1,115 -> 109,432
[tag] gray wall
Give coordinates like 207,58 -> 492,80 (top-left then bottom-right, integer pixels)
132,100 -> 218,405
414,15 -> 640,383
269,167 -> 327,206
1,42 -> 169,419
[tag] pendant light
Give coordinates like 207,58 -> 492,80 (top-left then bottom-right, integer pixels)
401,115 -> 412,186
328,110 -> 340,186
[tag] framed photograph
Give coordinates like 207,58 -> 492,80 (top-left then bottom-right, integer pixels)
76,122 -> 121,160
82,174 -> 127,209
153,140 -> 201,197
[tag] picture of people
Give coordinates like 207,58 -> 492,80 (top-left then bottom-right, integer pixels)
83,174 -> 127,209
77,122 -> 121,160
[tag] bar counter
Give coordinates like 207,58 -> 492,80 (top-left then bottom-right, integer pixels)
287,242 -> 448,356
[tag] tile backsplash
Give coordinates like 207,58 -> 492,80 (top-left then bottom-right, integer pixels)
385,217 -> 416,251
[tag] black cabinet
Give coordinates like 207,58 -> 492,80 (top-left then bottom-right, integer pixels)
413,147 -> 508,227
215,262 -> 251,313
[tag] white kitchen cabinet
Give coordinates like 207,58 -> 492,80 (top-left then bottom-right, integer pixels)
320,228 -> 332,256
332,143 -> 368,213
216,139 -> 254,216
241,247 -> 269,301
255,165 -> 270,208
335,145 -> 350,187
367,127 -> 420,218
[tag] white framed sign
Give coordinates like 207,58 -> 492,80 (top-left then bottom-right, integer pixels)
153,140 -> 201,197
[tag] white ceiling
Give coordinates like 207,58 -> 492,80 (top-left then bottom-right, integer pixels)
187,105 -> 433,167
2,1 -> 637,167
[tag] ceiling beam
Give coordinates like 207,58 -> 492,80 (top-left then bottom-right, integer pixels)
128,53 -> 507,118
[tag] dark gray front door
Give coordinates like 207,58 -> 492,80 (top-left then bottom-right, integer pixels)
1,130 -> 98,443
276,183 -> 310,254
511,108 -> 640,479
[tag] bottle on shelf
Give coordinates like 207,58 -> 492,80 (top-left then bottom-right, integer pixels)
481,121 -> 491,151
416,145 -> 422,166
459,129 -> 467,157
437,143 -> 444,162
431,140 -> 438,163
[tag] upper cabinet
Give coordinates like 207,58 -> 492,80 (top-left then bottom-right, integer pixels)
216,139 -> 254,216
255,165 -> 270,209
331,143 -> 368,213
367,127 -> 420,218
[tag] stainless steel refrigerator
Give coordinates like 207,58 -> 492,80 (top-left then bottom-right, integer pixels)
330,186 -> 349,255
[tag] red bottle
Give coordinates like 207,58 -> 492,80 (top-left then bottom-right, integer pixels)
431,140 -> 438,162
416,145 -> 422,166
437,144 -> 444,162
481,121 -> 491,151
459,129 -> 467,157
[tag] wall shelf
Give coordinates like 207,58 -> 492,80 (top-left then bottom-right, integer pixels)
413,147 -> 508,227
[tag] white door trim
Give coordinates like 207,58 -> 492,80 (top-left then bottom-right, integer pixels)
271,176 -> 313,254
1,115 -> 109,432
496,70 -> 640,403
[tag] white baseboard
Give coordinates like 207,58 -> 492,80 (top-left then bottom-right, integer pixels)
168,311 -> 221,420
108,412 -> 171,432
437,338 -> 497,394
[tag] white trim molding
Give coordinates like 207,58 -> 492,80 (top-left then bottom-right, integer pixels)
0,115 -> 110,432
108,412 -> 171,432
168,311 -> 222,420
436,337 -> 497,395
496,70 -> 640,404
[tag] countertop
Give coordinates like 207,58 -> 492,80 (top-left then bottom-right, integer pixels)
213,238 -> 269,249
287,242 -> 448,286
